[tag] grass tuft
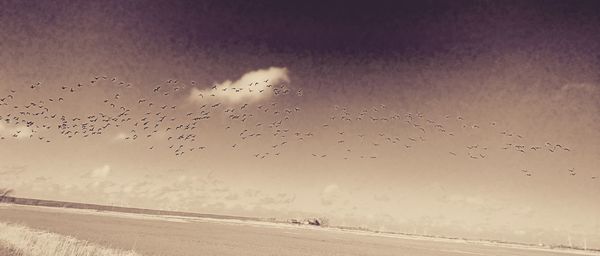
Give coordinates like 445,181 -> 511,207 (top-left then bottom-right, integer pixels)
0,222 -> 141,256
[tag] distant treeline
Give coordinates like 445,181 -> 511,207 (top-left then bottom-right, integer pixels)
0,196 -> 261,222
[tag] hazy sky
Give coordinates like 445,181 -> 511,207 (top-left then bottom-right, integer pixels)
1,0 -> 600,248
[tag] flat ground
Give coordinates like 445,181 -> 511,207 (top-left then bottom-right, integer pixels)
0,204 -> 595,256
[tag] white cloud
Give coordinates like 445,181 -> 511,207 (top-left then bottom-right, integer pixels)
0,123 -> 34,139
258,193 -> 296,205
514,230 -> 527,236
560,83 -> 597,93
321,183 -> 341,206
87,165 -> 111,179
189,67 -> 290,104
112,132 -> 128,141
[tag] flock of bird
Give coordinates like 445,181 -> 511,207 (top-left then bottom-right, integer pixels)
0,75 -> 597,181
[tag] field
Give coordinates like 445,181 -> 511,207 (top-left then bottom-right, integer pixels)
0,204 -> 597,256
0,221 -> 140,256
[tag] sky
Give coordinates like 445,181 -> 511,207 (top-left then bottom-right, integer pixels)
1,0 -> 600,248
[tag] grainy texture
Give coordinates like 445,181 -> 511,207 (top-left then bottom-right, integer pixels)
0,221 -> 140,256
0,243 -> 22,256
1,0 -> 600,250
1,205 -> 595,256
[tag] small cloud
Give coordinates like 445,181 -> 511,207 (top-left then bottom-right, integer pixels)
560,83 -> 597,93
244,189 -> 261,198
0,165 -> 27,176
258,193 -> 296,205
224,193 -> 239,201
112,132 -> 128,141
83,165 -> 111,179
110,130 -> 142,142
0,123 -> 34,139
258,196 -> 278,205
34,176 -> 49,182
321,183 -> 341,206
514,230 -> 527,236
323,184 -> 340,194
188,67 -> 290,104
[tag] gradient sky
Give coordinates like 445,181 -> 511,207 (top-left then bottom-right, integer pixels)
1,0 -> 600,248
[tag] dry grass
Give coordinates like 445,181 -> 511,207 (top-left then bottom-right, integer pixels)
0,222 -> 141,256
0,243 -> 23,256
